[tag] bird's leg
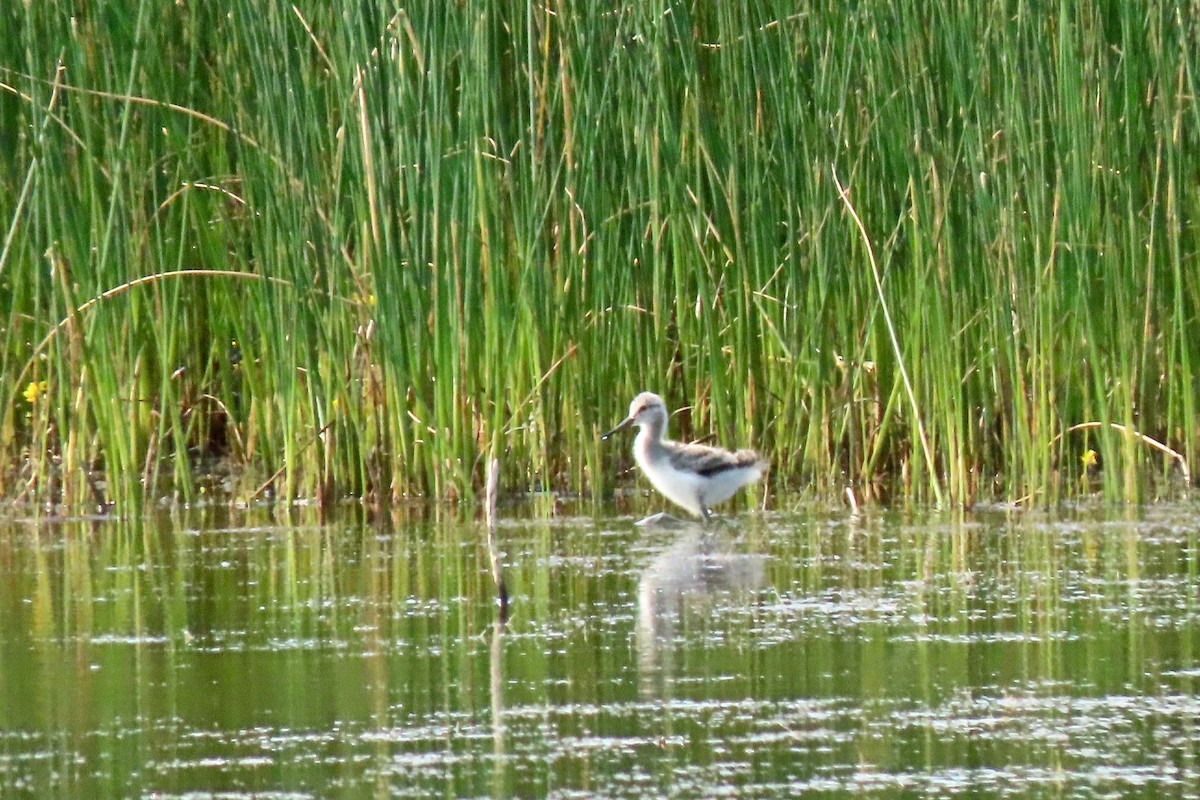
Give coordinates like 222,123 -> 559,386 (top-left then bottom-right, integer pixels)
699,502 -> 712,523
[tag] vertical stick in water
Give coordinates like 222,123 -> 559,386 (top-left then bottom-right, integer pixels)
485,453 -> 509,622
489,617 -> 506,783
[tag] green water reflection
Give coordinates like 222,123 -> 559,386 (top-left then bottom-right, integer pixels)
1,504 -> 1198,797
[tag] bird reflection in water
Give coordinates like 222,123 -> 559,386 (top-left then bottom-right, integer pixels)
635,519 -> 767,697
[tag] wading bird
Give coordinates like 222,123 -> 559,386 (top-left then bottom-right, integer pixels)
603,392 -> 767,521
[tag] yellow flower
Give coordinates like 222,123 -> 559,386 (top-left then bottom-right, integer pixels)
22,380 -> 48,404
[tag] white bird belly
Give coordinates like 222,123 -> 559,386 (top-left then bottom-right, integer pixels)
642,461 -> 706,517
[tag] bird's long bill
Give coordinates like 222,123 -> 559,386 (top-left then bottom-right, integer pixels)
601,416 -> 634,441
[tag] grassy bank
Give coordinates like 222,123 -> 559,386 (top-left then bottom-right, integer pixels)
1,1 -> 1197,510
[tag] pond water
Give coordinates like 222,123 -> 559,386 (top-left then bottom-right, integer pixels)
1,501 -> 1198,798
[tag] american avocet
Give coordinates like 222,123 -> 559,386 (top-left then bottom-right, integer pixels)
603,392 -> 767,521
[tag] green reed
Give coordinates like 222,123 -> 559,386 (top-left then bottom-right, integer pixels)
1,0 -> 1197,510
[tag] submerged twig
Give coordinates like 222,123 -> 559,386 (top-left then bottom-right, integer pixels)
9,269 -> 293,415
844,486 -> 860,515
832,166 -> 945,507
246,419 -> 335,502
502,341 -> 578,435
1051,421 -> 1190,485
485,451 -> 509,623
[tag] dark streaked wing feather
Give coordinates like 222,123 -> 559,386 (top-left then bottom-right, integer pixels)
667,444 -> 762,477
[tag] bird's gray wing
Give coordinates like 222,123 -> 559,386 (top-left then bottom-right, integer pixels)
668,445 -> 760,477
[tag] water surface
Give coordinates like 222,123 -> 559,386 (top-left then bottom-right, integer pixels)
1,503 -> 1198,797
